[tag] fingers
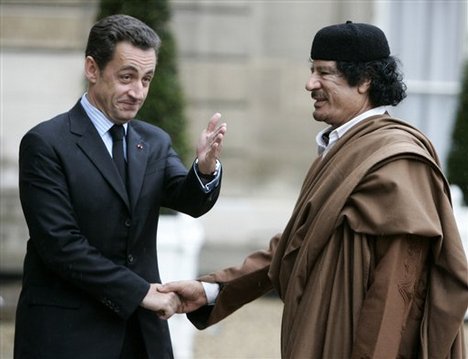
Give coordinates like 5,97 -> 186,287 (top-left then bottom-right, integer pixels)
140,283 -> 182,320
206,139 -> 222,161
213,122 -> 227,145
157,281 -> 179,293
206,112 -> 222,132
158,280 -> 196,295
156,291 -> 181,320
206,113 -> 227,148
197,113 -> 227,158
206,124 -> 227,155
210,127 -> 226,149
158,282 -> 184,295
157,280 -> 208,313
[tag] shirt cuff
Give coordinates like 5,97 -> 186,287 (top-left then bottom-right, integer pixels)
201,281 -> 220,305
193,159 -> 221,193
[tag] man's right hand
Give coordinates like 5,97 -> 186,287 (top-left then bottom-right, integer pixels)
140,283 -> 181,320
158,280 -> 208,313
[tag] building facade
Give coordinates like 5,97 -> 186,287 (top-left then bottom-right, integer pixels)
1,0 -> 466,270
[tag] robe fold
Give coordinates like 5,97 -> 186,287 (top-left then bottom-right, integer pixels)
188,115 -> 468,358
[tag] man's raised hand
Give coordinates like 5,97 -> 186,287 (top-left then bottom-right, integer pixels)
196,113 -> 227,175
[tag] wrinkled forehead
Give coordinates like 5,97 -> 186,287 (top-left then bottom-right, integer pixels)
310,60 -> 338,71
112,42 -> 156,66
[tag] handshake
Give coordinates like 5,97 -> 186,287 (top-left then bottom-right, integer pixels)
139,280 -> 208,320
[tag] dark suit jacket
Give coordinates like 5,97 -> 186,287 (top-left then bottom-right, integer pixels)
14,101 -> 221,359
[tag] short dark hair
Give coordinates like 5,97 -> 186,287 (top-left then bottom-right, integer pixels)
85,14 -> 161,70
336,56 -> 407,107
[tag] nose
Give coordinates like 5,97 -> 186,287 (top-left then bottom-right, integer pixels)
128,81 -> 146,100
305,74 -> 321,92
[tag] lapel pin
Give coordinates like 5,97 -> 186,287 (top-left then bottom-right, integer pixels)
137,144 -> 143,150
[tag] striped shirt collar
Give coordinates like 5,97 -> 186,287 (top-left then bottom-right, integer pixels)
80,93 -> 128,137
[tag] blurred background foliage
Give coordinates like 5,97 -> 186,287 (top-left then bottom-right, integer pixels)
448,61 -> 468,205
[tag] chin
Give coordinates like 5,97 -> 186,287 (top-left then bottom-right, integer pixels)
118,112 -> 138,122
313,112 -> 325,123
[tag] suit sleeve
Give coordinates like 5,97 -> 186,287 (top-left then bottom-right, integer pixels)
19,131 -> 149,319
161,148 -> 221,217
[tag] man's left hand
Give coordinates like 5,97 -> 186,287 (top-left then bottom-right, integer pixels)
196,113 -> 227,175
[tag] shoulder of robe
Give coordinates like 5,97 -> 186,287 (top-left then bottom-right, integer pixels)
342,158 -> 447,237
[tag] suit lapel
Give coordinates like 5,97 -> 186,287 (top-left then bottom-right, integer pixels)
68,103 -> 130,209
126,123 -> 149,213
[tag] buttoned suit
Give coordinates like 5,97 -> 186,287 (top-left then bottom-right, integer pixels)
14,101 -> 221,358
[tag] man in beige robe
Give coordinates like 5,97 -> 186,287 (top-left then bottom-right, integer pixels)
161,22 -> 468,358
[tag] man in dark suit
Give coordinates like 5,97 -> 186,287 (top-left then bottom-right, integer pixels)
14,14 -> 227,359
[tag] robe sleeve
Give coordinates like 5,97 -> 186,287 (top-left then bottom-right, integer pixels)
187,233 -> 281,329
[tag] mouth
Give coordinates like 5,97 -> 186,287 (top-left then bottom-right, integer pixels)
311,91 -> 327,104
119,101 -> 141,111
312,97 -> 327,109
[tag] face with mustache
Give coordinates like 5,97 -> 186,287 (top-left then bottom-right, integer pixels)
85,41 -> 156,124
305,60 -> 372,128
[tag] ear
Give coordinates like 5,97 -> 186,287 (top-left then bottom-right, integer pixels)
84,56 -> 99,84
357,78 -> 371,94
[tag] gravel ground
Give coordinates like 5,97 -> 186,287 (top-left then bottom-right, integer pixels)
1,298 -> 467,359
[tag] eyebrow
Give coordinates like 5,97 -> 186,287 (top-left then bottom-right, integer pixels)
119,65 -> 154,76
311,64 -> 339,74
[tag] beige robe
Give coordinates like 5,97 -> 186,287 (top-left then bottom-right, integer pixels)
189,116 -> 468,358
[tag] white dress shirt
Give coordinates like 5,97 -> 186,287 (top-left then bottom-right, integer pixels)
316,106 -> 388,157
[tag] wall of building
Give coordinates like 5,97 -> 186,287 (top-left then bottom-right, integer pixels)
4,0 -> 465,275
171,1 -> 373,195
376,1 -> 467,169
0,0 -> 375,194
0,0 -> 375,273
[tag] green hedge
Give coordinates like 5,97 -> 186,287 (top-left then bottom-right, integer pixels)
97,0 -> 190,163
447,61 -> 468,205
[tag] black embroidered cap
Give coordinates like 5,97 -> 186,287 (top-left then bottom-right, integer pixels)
310,21 -> 390,62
